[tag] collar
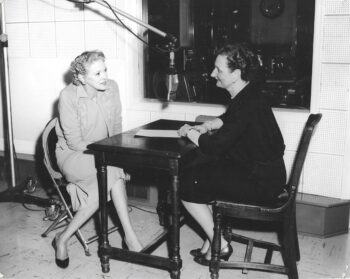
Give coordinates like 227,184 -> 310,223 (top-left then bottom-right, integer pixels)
230,82 -> 254,104
75,81 -> 112,99
76,84 -> 89,99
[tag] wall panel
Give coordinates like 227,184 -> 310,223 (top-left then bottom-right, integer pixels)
319,64 -> 350,111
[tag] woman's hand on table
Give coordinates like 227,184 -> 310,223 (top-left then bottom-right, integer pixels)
178,124 -> 192,137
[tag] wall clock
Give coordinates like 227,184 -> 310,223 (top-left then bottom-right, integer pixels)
259,0 -> 284,19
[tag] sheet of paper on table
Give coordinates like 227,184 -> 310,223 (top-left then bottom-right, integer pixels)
135,129 -> 181,138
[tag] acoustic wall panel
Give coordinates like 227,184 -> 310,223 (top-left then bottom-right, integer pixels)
6,23 -> 30,58
322,16 -> 350,63
28,23 -> 56,58
116,27 -> 127,60
55,0 -> 84,22
8,59 -> 57,141
309,109 -> 347,155
84,21 -> 117,59
56,22 -> 85,58
150,112 -> 185,122
27,0 -> 55,22
4,0 -> 28,23
124,110 -> 151,131
278,120 -> 304,152
323,16 -> 350,38
325,0 -> 350,15
319,64 -> 350,111
302,153 -> 343,198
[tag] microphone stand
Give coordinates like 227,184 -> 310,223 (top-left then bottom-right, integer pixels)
0,0 -> 57,209
81,0 -> 179,101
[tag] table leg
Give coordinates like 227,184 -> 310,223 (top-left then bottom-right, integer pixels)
97,157 -> 110,273
169,175 -> 181,279
156,172 -> 169,227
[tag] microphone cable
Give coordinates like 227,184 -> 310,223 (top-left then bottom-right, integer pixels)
102,0 -> 180,58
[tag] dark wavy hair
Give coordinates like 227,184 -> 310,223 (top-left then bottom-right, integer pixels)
70,50 -> 105,85
216,43 -> 259,82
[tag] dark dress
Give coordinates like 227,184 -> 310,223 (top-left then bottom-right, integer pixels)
180,82 -> 286,204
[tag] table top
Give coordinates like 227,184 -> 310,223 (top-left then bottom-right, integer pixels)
87,119 -> 198,159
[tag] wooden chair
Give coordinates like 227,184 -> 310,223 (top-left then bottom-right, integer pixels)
209,113 -> 322,279
41,118 -> 119,256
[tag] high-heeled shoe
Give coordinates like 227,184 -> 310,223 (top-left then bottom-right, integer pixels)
190,248 -> 206,258
52,237 -> 69,268
194,244 -> 233,266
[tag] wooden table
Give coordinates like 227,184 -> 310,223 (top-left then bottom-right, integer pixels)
87,119 -> 198,279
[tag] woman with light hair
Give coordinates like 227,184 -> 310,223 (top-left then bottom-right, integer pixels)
53,50 -> 142,268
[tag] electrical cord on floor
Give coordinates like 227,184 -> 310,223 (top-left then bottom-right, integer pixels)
21,203 -> 46,211
128,204 -> 158,215
20,177 -> 46,211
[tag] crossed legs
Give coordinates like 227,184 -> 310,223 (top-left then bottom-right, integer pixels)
55,178 -> 142,263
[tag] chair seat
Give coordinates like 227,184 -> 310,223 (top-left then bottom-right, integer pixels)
214,191 -> 290,222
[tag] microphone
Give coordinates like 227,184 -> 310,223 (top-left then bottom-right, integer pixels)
165,33 -> 178,45
67,0 -> 94,3
166,51 -> 179,101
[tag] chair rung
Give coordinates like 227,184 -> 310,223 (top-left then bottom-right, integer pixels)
219,261 -> 288,274
85,225 -> 120,244
228,232 -> 281,251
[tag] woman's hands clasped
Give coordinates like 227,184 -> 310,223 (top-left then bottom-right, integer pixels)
177,124 -> 209,137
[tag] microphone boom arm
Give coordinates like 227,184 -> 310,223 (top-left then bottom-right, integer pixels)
88,0 -> 177,44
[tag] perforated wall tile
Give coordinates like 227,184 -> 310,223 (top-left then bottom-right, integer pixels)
325,0 -> 350,15
84,21 -> 117,59
278,120 -> 304,152
4,0 -> 28,23
56,22 -> 85,58
323,16 -> 350,37
302,153 -> 343,197
309,110 -> 347,155
322,16 -> 350,63
28,23 -> 56,58
150,112 -> 185,122
322,39 -> 350,63
6,23 -> 30,57
28,0 -> 55,22
125,110 -> 151,131
320,64 -> 350,110
55,0 -> 84,22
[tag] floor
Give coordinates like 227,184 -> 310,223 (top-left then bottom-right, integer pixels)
0,182 -> 350,279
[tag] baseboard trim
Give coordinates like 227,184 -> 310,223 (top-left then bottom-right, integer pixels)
0,151 -> 35,161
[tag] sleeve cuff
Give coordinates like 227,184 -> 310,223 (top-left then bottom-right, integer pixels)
187,129 -> 200,146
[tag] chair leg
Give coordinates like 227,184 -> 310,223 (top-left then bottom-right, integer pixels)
63,205 -> 92,256
210,209 -> 222,279
281,221 -> 299,279
41,210 -> 69,237
242,240 -> 253,274
292,215 -> 300,261
75,229 -> 91,256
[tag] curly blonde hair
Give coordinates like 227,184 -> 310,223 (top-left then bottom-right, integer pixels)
70,50 -> 105,85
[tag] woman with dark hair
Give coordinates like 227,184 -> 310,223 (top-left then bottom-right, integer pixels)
178,43 -> 286,265
53,50 -> 142,268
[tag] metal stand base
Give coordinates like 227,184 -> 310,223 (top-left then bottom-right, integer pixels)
0,178 -> 57,208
